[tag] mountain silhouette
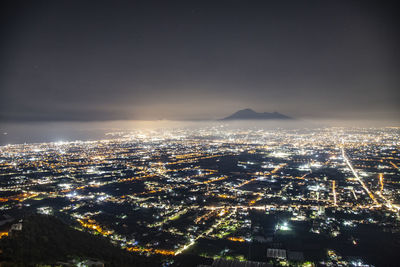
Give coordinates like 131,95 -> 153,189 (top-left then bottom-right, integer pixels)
222,109 -> 292,120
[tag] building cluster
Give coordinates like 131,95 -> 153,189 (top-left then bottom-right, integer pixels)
0,126 -> 399,266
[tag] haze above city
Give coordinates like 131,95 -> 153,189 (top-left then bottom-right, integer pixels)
1,0 -> 399,124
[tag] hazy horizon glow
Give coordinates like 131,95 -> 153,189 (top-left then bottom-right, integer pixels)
1,119 -> 399,145
1,1 -> 399,122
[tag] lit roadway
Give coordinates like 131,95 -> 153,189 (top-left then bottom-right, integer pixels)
332,180 -> 337,206
342,147 -> 399,212
341,147 -> 378,205
390,161 -> 400,171
175,210 -> 235,255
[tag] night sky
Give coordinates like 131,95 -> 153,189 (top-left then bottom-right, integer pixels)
1,0 -> 399,122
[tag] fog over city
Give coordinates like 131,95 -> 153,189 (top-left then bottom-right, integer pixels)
1,1 -> 399,126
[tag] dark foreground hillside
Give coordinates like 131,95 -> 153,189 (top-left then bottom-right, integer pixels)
0,214 -> 160,267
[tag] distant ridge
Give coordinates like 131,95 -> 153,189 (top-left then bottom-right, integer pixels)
221,108 -> 292,120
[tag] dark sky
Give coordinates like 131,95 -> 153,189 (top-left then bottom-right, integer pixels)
1,0 -> 399,122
